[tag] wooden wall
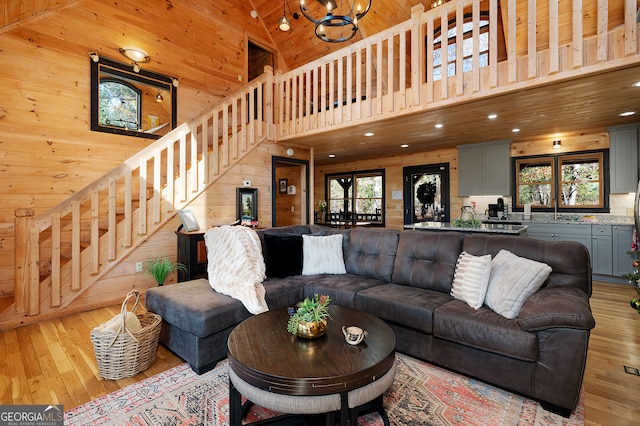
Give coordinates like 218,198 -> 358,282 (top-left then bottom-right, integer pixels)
0,2 -> 278,297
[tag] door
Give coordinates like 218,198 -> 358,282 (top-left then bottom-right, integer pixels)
272,156 -> 310,227
403,164 -> 450,225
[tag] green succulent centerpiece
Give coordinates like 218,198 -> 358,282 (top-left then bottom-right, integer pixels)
287,294 -> 331,338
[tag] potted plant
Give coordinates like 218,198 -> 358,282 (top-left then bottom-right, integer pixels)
287,294 -> 331,338
144,257 -> 187,286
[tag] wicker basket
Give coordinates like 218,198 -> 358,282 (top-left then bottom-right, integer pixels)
90,290 -> 162,380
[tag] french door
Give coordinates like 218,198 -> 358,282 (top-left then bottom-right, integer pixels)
403,163 -> 450,225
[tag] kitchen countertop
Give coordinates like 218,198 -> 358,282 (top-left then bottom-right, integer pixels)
483,216 -> 634,226
404,222 -> 528,235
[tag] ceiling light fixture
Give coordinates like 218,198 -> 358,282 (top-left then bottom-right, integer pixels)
552,140 -> 562,150
632,81 -> 640,87
329,154 -> 336,158
400,144 -> 409,148
364,132 -> 374,136
619,111 -> 636,117
155,91 -> 164,103
435,123 -> 443,128
299,0 -> 372,43
512,128 -> 520,133
279,1 -> 299,32
488,113 -> 498,119
119,48 -> 150,63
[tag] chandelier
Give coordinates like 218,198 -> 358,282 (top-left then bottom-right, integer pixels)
299,0 -> 372,43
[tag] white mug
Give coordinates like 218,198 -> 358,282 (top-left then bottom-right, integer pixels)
342,325 -> 367,345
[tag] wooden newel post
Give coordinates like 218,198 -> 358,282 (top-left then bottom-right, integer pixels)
14,208 -> 39,315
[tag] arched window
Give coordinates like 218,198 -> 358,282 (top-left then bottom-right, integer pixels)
98,79 -> 141,130
432,14 -> 490,81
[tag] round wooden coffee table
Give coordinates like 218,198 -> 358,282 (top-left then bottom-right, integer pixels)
227,305 -> 396,425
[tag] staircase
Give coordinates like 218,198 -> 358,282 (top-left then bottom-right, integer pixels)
5,67 -> 275,328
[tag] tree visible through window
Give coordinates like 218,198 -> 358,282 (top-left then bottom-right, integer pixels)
98,79 -> 141,130
433,16 -> 490,81
514,151 -> 607,211
326,170 -> 384,225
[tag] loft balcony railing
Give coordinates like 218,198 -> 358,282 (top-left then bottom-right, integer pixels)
274,0 -> 640,139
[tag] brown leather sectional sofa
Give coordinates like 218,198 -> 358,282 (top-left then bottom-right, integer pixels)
146,224 -> 594,415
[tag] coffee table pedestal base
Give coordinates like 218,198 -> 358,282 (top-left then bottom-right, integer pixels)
229,363 -> 395,426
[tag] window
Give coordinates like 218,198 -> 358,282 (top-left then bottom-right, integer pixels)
514,151 -> 608,212
325,170 -> 384,225
432,14 -> 490,81
98,79 -> 141,130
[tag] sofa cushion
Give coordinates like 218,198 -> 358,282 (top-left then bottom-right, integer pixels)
146,278 -> 303,338
355,283 -> 453,334
433,300 -> 538,362
302,234 -> 347,275
450,251 -> 492,309
485,250 -> 552,319
146,279 -> 250,338
302,273 -> 385,308
344,228 -> 400,282
391,231 -> 464,292
264,234 -> 303,278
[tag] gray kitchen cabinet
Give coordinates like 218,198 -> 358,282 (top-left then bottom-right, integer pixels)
526,223 -> 592,253
458,140 -> 510,196
613,225 -> 635,278
591,225 -> 613,275
608,123 -> 638,193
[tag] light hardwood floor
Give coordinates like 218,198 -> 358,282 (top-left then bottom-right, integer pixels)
1,281 -> 639,424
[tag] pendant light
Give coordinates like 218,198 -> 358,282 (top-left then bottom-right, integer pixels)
299,0 -> 372,43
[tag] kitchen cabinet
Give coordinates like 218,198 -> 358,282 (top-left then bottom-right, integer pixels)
458,140 -> 510,196
526,224 -> 592,261
608,123 -> 638,193
591,225 -> 613,275
176,229 -> 208,282
613,225 -> 635,277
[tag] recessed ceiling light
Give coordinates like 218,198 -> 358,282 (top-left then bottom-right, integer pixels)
329,154 -> 336,158
435,123 -> 443,129
512,128 -> 520,133
633,81 -> 640,87
488,114 -> 498,119
364,132 -> 375,137
619,111 -> 636,117
400,144 -> 409,148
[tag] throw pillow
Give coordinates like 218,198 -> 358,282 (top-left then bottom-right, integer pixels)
302,234 -> 347,275
450,251 -> 492,309
264,234 -> 303,278
485,249 -> 552,319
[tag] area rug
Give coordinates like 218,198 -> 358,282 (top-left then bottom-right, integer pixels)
65,353 -> 584,425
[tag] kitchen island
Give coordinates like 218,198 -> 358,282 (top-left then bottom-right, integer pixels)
404,221 -> 528,235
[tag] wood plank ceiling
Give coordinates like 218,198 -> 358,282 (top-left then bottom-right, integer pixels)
2,0 -> 640,166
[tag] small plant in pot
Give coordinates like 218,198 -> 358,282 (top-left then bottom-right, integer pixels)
144,257 -> 187,286
287,294 -> 331,338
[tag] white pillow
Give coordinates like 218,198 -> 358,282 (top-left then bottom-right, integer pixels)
302,234 -> 346,275
485,249 -> 552,319
450,251 -> 492,309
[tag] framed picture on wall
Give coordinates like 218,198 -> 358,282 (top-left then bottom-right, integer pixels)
278,178 -> 288,194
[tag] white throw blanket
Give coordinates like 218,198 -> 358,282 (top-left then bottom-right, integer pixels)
203,225 -> 268,314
